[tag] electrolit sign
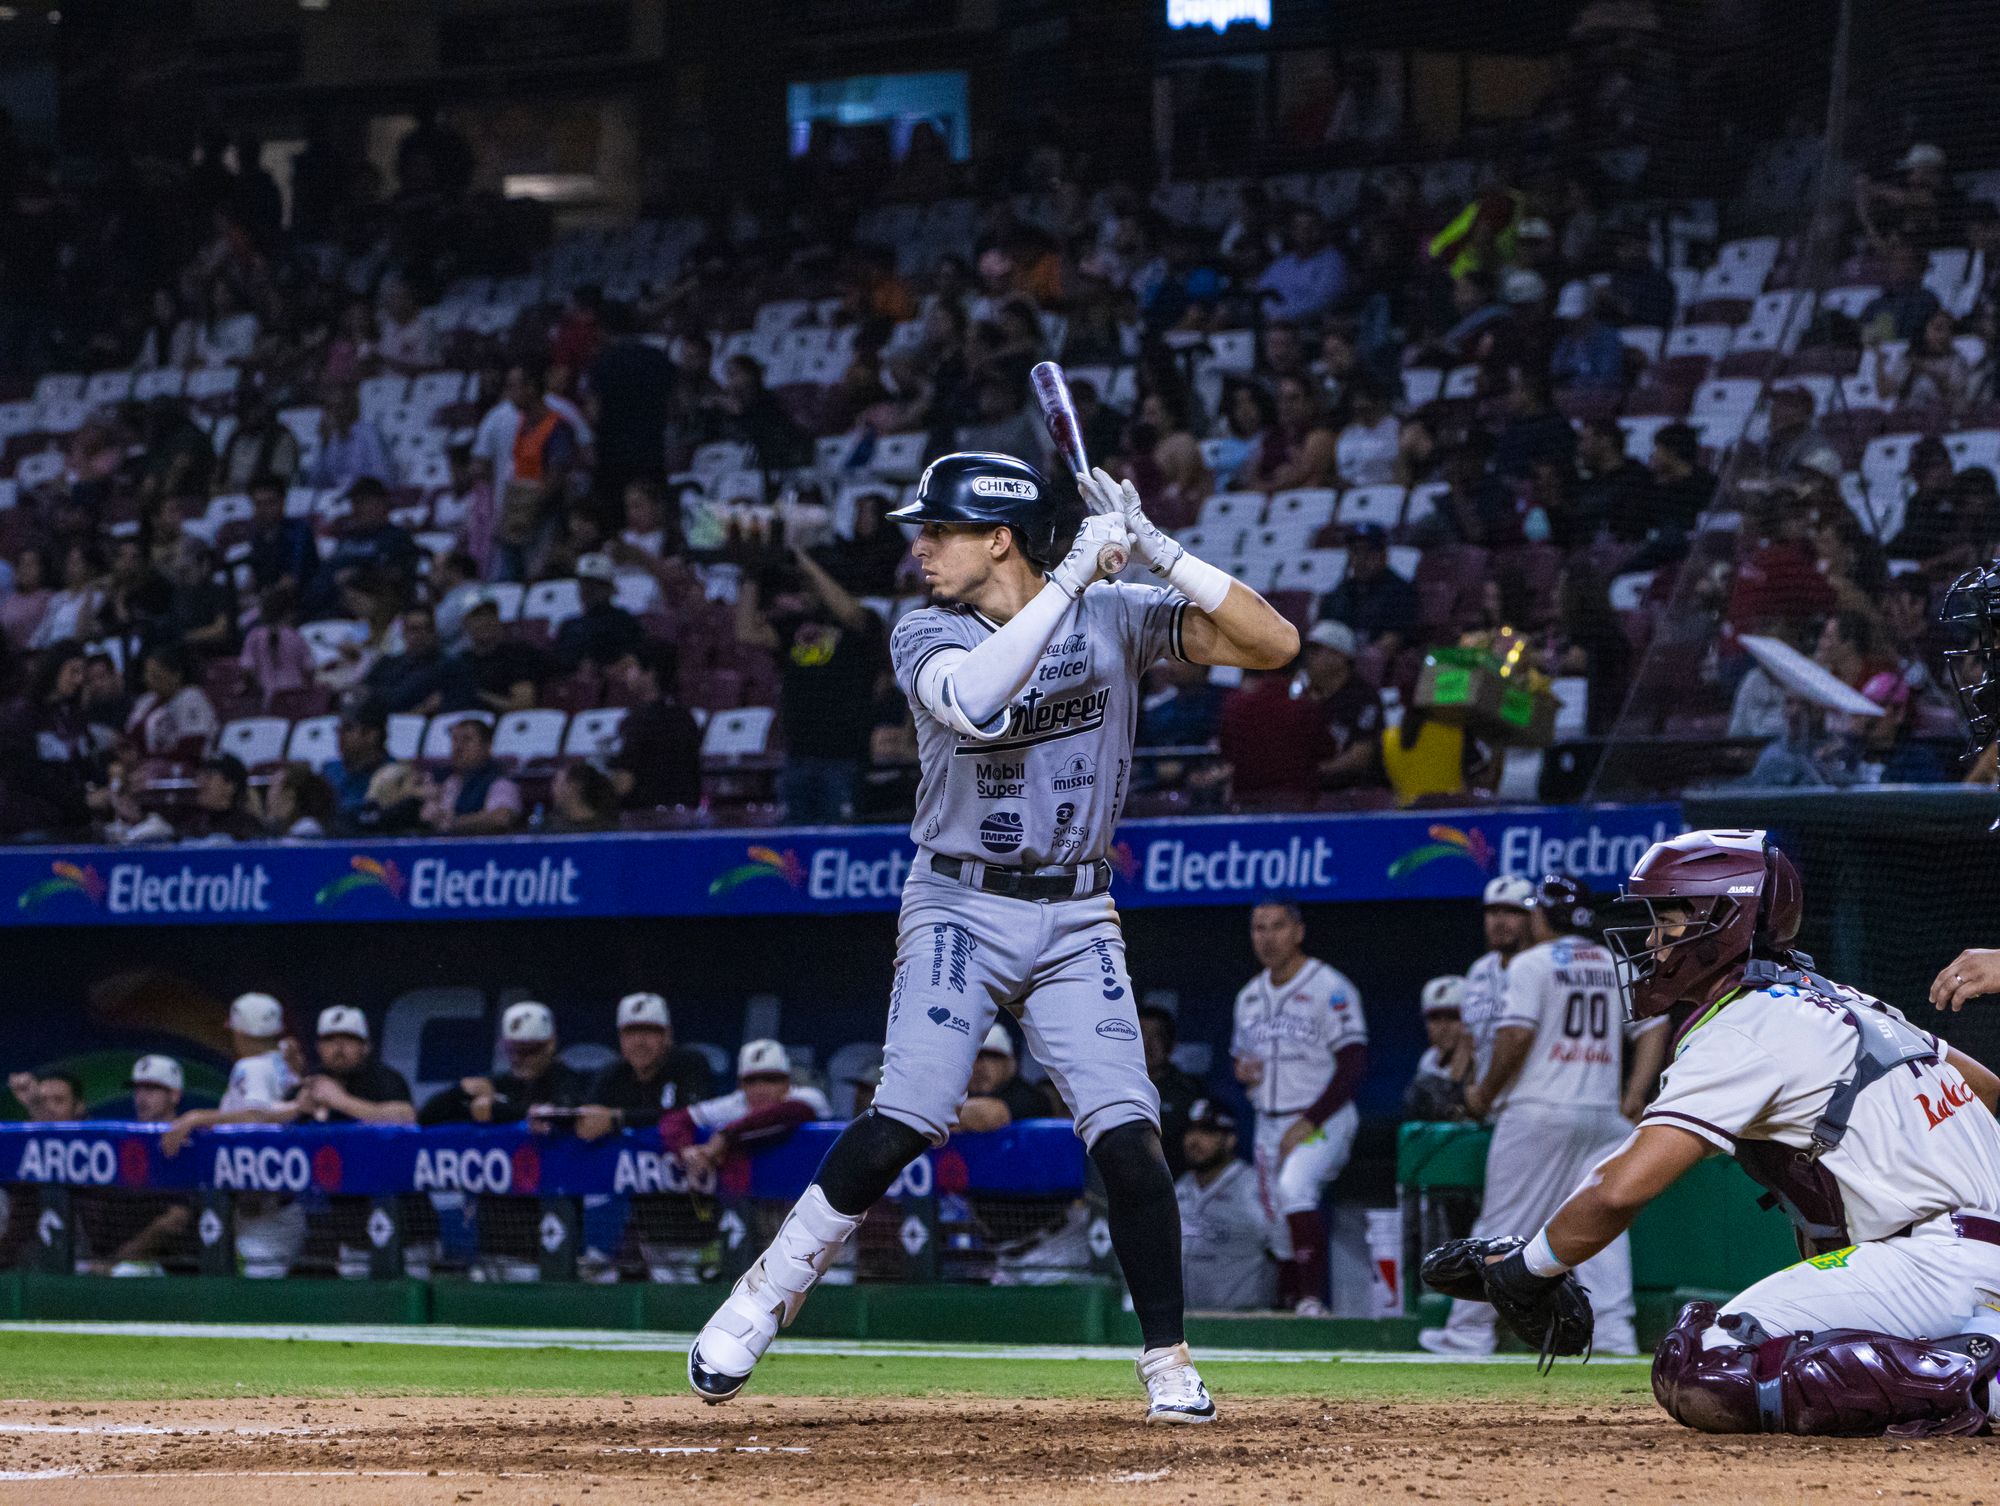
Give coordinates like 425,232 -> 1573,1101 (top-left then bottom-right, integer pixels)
1165,0 -> 1271,33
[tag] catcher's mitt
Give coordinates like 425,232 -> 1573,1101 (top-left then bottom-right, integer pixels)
1421,1235 -> 1594,1371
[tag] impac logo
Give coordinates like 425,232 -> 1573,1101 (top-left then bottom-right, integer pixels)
1387,824 -> 1494,881
709,845 -> 805,897
18,860 -> 105,912
315,855 -> 405,908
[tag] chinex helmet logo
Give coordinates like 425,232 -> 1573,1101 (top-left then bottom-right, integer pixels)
979,810 -> 1024,854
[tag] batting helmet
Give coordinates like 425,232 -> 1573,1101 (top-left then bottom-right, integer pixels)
1530,874 -> 1596,936
1601,829 -> 1804,1020
887,452 -> 1059,566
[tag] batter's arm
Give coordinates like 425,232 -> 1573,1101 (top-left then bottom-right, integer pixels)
1538,1124 -> 1710,1268
1464,1023 -> 1534,1119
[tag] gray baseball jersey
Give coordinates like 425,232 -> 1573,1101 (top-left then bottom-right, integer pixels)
890,581 -> 1188,868
1177,1160 -> 1278,1311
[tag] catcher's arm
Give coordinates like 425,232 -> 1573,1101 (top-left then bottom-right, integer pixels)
1540,1123 -> 1710,1267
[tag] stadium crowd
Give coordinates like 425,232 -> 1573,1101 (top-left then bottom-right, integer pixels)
0,57 -> 1997,843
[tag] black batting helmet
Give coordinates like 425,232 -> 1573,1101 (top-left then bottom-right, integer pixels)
1530,874 -> 1596,936
887,452 -> 1059,566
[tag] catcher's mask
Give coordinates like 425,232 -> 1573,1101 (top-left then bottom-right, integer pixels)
1602,829 -> 1802,1020
1940,560 -> 2000,750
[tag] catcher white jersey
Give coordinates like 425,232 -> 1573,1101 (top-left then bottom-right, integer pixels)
1231,959 -> 1367,1117
1641,983 -> 2000,1243
1492,937 -> 1655,1113
890,581 -> 1187,868
221,1049 -> 297,1112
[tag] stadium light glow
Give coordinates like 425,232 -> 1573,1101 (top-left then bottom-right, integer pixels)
1164,0 -> 1270,33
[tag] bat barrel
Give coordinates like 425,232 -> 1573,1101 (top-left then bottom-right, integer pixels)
1030,361 -> 1090,477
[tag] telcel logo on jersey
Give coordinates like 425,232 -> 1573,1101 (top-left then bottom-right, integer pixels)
1497,819 -> 1683,885
1142,834 -> 1337,895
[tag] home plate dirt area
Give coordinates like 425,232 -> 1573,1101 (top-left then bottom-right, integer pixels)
0,1396 -> 1993,1505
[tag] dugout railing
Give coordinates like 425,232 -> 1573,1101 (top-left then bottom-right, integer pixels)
0,1120 -> 1110,1287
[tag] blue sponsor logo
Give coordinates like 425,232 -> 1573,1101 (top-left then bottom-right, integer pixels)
1095,1019 -> 1137,1041
926,1005 -> 970,1035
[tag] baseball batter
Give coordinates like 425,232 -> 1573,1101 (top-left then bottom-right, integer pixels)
1420,876 -> 1664,1356
689,451 -> 1298,1421
1230,901 -> 1368,1313
1487,829 -> 2000,1439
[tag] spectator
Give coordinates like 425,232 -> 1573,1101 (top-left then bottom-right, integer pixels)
456,598 -> 549,714
548,761 -> 620,832
1644,422 -> 1717,538
444,447 -> 499,578
607,640 -> 703,811
1139,1005 -> 1207,1179
955,371 -> 1045,460
374,281 -> 438,371
1570,419 -> 1653,543
295,1007 -> 415,1125
0,547 -> 53,651
306,386 -> 393,491
126,1057 -> 184,1124
1490,367 -> 1575,481
366,606 -> 471,714
615,479 -> 674,564
245,474 -> 321,601
1334,380 -> 1402,486
812,490 -> 910,597
1301,620 -> 1387,789
736,546 -> 885,824
957,1023 -> 1048,1132
0,642 -> 110,838
1380,707 -> 1495,806
217,394 -> 302,492
7,1069 -> 84,1121
1241,375 -> 1338,492
81,651 -> 131,731
667,1039 -> 829,1180
1852,669 -> 1946,786
180,753 -> 261,843
1256,208 -> 1348,324
324,478 -> 420,586
323,699 -> 392,826
1860,240 -> 1943,344
1138,656 -> 1226,749
159,536 -> 236,659
125,645 -> 218,760
1405,976 -> 1472,1121
709,355 -> 810,470
1207,382 -> 1273,489
170,277 -> 259,368
31,541 -> 106,650
1856,143 -> 1969,251
552,553 -> 644,670
1550,567 -> 1634,736
1217,667 -> 1329,807
1550,293 -> 1628,401
262,762 -> 335,838
1606,226 -> 1676,328
576,991 -> 713,1141
419,1001 -> 589,1125
430,551 -> 486,651
1727,497 -> 1839,641
1740,386 -> 1840,481
1319,526 -> 1417,655
589,307 -> 676,501
1885,308 -> 1974,413
420,717 -> 522,836
1174,1099 -> 1277,1312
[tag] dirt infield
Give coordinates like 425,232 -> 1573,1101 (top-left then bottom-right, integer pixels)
0,1394 -> 1993,1503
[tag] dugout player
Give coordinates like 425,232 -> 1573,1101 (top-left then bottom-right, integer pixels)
1461,876 -> 1533,1079
1231,900 -> 1368,1315
1477,830 -> 2000,1437
296,1008 -> 414,1124
577,992 -> 711,1140
689,451 -> 1298,1422
959,1022 -> 1047,1131
1176,1099 -> 1278,1312
417,1001 -> 589,1124
1404,975 -> 1470,1121
1420,877 -> 1663,1356
78,1056 -> 192,1276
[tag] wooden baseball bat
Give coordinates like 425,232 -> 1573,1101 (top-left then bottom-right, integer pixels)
1031,360 -> 1128,576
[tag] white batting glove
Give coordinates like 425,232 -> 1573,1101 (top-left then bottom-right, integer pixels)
1049,510 -> 1134,600
1081,465 -> 1230,612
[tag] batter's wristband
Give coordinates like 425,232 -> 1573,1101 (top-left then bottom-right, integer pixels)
1162,547 -> 1231,614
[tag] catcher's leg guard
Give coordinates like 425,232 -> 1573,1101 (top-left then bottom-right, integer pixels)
1652,1300 -> 2000,1438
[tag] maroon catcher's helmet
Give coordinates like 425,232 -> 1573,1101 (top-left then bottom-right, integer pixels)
1602,829 -> 1803,1019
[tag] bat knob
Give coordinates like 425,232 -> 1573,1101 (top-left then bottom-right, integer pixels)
1098,544 -> 1129,577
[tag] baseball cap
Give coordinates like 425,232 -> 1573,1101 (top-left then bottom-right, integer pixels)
576,552 -> 617,582
1421,975 -> 1467,1015
228,991 -> 284,1037
617,992 -> 670,1030
1187,1098 -> 1237,1132
1483,875 -> 1534,910
316,1005 -> 369,1041
501,1001 -> 555,1043
738,1038 -> 791,1078
978,1022 -> 1014,1058
1513,216 -> 1554,241
1306,620 -> 1357,657
1501,268 -> 1548,306
129,1055 -> 183,1092
1899,143 -> 1946,172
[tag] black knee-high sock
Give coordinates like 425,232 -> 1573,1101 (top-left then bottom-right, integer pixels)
1090,1122 -> 1185,1351
812,1110 -> 931,1217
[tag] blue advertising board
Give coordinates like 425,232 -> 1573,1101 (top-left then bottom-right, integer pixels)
0,804 -> 1680,928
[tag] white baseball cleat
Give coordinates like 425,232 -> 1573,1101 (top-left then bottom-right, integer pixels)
1416,1325 -> 1495,1357
687,1262 -> 786,1403
1138,1342 -> 1217,1424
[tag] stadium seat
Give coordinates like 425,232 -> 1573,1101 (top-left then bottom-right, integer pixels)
492,709 -> 567,767
1336,485 -> 1406,532
217,717 -> 289,770
1945,429 -> 2000,472
522,578 -> 584,632
1441,365 -> 1482,400
1404,482 -> 1446,528
1860,432 -> 1924,484
564,706 -> 628,758
286,715 -> 340,772
32,372 -> 82,404
84,370 -> 134,405
133,368 -> 185,400
1617,326 -> 1665,366
1608,571 -> 1656,611
386,714 -> 426,762
867,432 -> 928,479
185,367 -> 239,403
1400,368 -> 1443,409
1267,488 -> 1337,534
15,451 -> 64,490
36,397 -> 88,435
701,706 -> 776,759
1816,285 -> 1880,321
483,582 -> 525,622
1197,492 -> 1265,529
1206,330 -> 1255,373
1690,379 -> 1761,446
420,709 -> 494,761
1278,549 -> 1347,596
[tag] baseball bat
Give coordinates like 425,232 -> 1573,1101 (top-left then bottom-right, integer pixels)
1030,360 -> 1128,576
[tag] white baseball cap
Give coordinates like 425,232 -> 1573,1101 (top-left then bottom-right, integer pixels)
1421,975 -> 1467,1015
316,1005 -> 369,1041
576,552 -> 617,582
1483,876 -> 1534,910
1899,143 -> 1946,172
1306,620 -> 1357,658
228,992 -> 284,1037
978,1023 -> 1014,1058
617,992 -> 670,1030
502,1001 -> 555,1043
1501,267 -> 1547,306
738,1039 -> 791,1078
129,1055 -> 183,1092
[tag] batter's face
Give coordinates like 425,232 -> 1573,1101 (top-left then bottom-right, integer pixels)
317,1035 -> 368,1074
910,522 -> 1009,603
1249,905 -> 1306,972
741,1072 -> 789,1112
1483,905 -> 1530,953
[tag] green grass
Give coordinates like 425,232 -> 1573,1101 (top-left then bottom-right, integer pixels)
0,1332 -> 1653,1405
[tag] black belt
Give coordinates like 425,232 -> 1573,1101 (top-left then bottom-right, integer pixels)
928,854 -> 1113,901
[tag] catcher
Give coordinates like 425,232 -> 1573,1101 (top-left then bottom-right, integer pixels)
1425,828 -> 2000,1437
